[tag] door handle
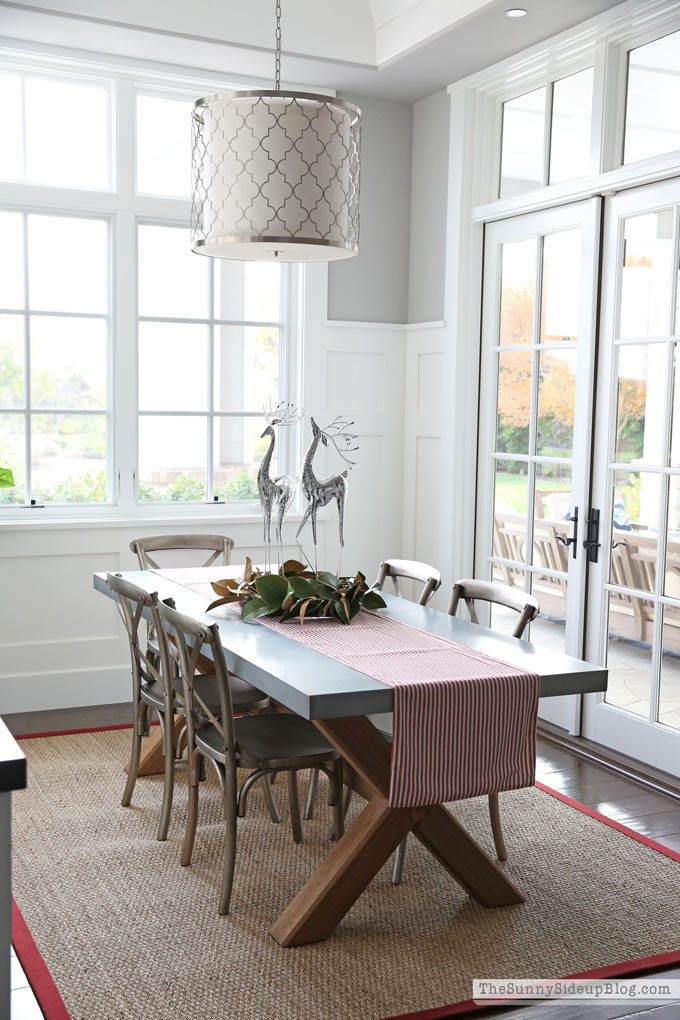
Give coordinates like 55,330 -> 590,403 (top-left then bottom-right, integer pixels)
556,506 -> 579,559
583,507 -> 601,562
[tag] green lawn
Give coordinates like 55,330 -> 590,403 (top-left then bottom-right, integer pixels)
495,471 -> 571,514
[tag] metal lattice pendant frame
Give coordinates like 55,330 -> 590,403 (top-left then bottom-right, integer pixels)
191,90 -> 361,263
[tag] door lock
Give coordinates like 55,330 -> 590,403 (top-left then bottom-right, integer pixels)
583,508 -> 601,562
556,506 -> 579,559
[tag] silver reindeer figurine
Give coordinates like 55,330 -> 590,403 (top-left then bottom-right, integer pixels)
296,416 -> 359,573
258,401 -> 303,570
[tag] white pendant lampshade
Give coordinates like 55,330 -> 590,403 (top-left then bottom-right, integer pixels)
191,89 -> 361,263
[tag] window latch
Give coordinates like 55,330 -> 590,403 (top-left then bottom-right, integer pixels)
583,508 -> 601,562
22,499 -> 44,509
556,506 -> 578,559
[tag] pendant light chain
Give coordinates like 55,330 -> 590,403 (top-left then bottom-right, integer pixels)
274,0 -> 282,90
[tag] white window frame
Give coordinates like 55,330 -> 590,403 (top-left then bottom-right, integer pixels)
0,49 -> 305,523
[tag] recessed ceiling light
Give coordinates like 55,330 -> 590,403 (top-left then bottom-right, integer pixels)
505,8 -> 527,16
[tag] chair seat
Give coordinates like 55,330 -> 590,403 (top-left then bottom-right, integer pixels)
196,713 -> 340,769
142,673 -> 269,713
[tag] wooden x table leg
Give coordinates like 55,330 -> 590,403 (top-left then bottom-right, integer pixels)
269,715 -> 524,948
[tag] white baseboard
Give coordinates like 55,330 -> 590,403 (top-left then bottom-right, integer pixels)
0,665 -> 130,714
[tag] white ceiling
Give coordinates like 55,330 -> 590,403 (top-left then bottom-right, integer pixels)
0,0 -> 628,100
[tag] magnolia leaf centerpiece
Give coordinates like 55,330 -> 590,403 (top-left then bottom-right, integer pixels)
208,557 -> 386,625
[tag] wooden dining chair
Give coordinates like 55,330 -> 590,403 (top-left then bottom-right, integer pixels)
159,600 -> 345,915
106,572 -> 270,842
391,577 -> 540,885
130,534 -> 235,570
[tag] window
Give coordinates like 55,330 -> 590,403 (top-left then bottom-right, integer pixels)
0,69 -> 113,190
137,224 -> 283,503
0,211 -> 111,505
499,68 -> 594,198
624,29 -> 680,165
0,57 -> 296,516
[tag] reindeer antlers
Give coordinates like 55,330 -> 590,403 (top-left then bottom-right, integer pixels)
264,400 -> 304,427
320,416 -> 360,469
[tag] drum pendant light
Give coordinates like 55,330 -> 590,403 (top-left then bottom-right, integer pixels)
191,0 -> 361,262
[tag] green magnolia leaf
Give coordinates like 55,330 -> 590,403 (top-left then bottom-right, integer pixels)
348,598 -> 362,620
333,600 -> 350,625
289,577 -> 316,600
0,468 -> 14,488
317,570 -> 340,589
362,591 -> 387,610
255,573 -> 289,609
241,598 -> 272,622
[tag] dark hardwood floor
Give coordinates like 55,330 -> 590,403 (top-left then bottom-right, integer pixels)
4,708 -> 680,1019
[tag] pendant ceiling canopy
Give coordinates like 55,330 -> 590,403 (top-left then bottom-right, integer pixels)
191,4 -> 361,263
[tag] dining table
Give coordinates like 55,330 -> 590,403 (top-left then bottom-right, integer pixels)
94,566 -> 608,947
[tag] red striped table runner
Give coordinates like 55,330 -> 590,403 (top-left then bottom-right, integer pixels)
154,568 -> 540,809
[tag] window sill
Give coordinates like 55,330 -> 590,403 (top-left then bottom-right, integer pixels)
0,509 -> 315,532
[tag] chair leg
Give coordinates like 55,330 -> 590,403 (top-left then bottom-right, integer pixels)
392,838 -> 407,885
218,764 -> 238,915
330,759 -> 345,842
261,773 -> 281,823
121,702 -> 146,807
181,748 -> 201,867
489,792 -> 507,862
303,767 -> 320,819
287,771 -> 303,844
156,712 -> 175,842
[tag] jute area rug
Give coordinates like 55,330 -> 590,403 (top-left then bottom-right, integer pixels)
11,729 -> 680,1020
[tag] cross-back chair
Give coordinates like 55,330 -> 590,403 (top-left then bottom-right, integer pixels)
159,600 -> 345,915
130,534 -> 235,570
391,577 -> 540,885
107,572 -> 269,842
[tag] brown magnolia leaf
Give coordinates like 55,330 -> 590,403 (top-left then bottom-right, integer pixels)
298,597 -> 315,625
281,559 -> 306,575
282,594 -> 294,611
206,595 -> 240,611
211,578 -> 238,597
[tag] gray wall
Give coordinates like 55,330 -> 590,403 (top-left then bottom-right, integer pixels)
327,94 -> 413,324
407,89 -> 449,324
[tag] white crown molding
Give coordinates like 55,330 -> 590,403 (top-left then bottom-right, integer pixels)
322,319 -> 446,331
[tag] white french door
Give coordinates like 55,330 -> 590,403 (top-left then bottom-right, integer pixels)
583,177 -> 680,775
477,200 -> 601,733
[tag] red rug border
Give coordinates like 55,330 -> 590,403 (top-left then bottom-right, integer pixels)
12,899 -> 70,1020
11,729 -> 680,1020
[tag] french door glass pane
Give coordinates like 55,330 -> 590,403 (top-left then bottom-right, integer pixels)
138,322 -> 208,411
136,95 -> 192,198
610,469 -> 659,593
0,211 -> 24,309
213,417 -> 269,501
669,344 -> 680,467
619,211 -> 673,339
493,459 -> 528,564
530,575 -> 568,650
24,77 -> 111,190
537,349 -> 577,457
0,73 -> 22,182
214,326 -> 279,412
30,317 -> 107,409
138,224 -> 209,320
214,261 -> 282,322
616,343 -> 666,465
540,229 -> 581,342
660,607 -> 680,730
28,216 -> 108,314
499,87 -> 545,199
549,68 -> 593,184
499,239 -> 536,345
665,476 -> 680,597
496,350 -> 532,452
138,415 -> 207,502
604,592 -> 654,715
624,30 -> 680,165
0,414 -> 24,504
0,315 -> 24,408
31,413 -> 106,503
533,461 -> 572,570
